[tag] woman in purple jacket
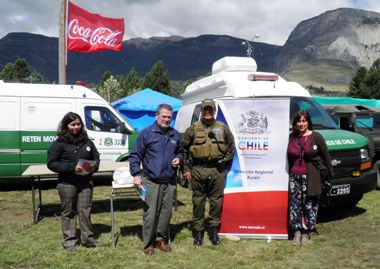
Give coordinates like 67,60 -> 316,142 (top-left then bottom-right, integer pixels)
287,110 -> 333,246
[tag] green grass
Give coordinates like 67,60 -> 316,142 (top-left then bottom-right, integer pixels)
0,183 -> 379,269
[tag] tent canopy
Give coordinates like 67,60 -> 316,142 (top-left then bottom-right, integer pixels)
112,88 -> 182,131
313,96 -> 380,108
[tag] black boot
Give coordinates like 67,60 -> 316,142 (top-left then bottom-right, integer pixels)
210,227 -> 220,246
193,231 -> 204,247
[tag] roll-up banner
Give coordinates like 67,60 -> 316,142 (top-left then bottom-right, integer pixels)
217,98 -> 290,239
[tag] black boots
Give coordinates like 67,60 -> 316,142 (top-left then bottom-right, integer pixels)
210,227 -> 220,246
194,227 -> 220,246
193,231 -> 204,247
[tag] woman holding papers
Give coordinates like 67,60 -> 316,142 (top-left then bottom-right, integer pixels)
47,112 -> 100,252
287,110 -> 333,246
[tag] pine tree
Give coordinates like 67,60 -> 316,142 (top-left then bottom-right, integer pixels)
142,61 -> 171,95
348,66 -> 367,98
348,59 -> 380,99
123,68 -> 141,96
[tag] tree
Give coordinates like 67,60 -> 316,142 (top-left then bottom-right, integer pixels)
97,70 -> 112,93
97,75 -> 124,102
0,58 -> 45,83
123,68 -> 141,95
142,61 -> 171,95
348,59 -> 380,99
0,63 -> 15,81
13,58 -> 31,81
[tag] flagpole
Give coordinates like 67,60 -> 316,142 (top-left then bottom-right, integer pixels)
58,0 -> 67,84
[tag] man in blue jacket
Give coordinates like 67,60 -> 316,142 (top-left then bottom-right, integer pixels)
129,103 -> 183,256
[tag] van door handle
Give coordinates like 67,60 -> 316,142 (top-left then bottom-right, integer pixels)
89,137 -> 95,141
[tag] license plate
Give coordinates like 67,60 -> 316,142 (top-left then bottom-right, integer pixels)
330,184 -> 350,196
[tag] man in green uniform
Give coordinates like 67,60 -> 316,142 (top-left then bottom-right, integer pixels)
182,98 -> 235,246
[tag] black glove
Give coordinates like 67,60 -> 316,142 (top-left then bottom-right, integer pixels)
217,159 -> 226,172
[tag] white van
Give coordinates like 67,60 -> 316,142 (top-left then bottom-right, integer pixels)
0,81 -> 136,178
175,56 -> 377,207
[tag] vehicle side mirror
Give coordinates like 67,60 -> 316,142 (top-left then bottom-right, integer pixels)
120,122 -> 132,134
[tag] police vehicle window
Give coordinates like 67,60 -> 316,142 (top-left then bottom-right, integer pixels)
290,97 -> 337,130
84,106 -> 122,133
356,114 -> 374,129
191,104 -> 202,123
340,117 -> 354,131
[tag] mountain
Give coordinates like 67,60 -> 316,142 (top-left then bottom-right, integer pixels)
277,8 -> 380,91
0,33 -> 57,81
0,33 -> 280,84
1,7 -> 380,92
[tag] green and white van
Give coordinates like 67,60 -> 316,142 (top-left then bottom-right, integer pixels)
0,81 -> 136,180
175,57 -> 377,207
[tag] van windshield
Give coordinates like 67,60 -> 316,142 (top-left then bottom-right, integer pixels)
289,97 -> 338,130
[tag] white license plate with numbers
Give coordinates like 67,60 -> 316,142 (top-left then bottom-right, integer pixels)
330,184 -> 350,196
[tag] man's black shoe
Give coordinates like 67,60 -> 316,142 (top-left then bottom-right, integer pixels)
210,227 -> 220,246
193,232 -> 204,247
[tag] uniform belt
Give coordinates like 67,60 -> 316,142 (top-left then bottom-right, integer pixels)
193,160 -> 220,167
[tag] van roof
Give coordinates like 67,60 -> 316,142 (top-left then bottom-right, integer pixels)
181,56 -> 310,105
0,82 -> 103,100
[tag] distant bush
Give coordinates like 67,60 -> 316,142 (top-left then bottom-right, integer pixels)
306,84 -> 343,96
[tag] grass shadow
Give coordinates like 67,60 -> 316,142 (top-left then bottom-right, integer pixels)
118,220 -> 192,243
37,198 -> 186,223
318,205 -> 366,223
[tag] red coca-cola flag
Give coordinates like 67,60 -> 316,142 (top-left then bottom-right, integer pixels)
67,1 -> 124,52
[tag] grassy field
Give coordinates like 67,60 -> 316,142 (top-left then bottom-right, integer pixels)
0,181 -> 379,269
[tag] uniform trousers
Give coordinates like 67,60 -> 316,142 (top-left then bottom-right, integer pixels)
191,165 -> 226,232
57,181 -> 96,248
142,176 -> 176,248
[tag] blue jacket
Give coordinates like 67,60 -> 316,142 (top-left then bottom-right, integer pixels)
129,121 -> 183,183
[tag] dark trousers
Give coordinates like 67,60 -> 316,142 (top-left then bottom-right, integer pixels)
191,165 -> 226,232
142,177 -> 176,248
57,181 -> 96,248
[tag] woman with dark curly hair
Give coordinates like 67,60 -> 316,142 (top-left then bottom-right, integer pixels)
287,110 -> 333,246
47,112 -> 100,252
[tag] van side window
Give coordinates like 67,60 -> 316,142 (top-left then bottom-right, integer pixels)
85,106 -> 122,133
339,117 -> 354,131
191,104 -> 202,123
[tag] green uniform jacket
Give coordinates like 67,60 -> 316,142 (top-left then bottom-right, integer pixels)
182,120 -> 235,173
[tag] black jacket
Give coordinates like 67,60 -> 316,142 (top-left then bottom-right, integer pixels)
288,131 -> 333,196
47,137 -> 100,184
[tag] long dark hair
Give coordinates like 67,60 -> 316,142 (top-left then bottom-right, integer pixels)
57,112 -> 88,143
291,110 -> 313,138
